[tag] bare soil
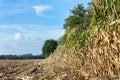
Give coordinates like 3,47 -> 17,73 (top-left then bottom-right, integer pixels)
0,60 -> 43,80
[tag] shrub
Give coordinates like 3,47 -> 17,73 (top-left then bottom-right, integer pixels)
42,39 -> 58,58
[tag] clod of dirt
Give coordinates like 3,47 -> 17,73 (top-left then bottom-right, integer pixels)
0,73 -> 3,78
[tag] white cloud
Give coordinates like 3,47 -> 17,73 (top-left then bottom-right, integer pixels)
32,5 -> 51,16
14,32 -> 24,41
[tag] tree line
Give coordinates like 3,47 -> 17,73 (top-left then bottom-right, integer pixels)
0,54 -> 45,60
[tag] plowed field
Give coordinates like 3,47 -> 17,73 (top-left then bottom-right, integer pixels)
0,60 -> 42,80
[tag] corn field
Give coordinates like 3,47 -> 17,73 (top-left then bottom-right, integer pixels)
35,0 -> 120,79
82,0 -> 120,79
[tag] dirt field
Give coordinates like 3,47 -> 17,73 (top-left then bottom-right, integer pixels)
0,60 -> 42,80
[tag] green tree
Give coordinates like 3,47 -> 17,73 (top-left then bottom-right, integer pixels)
42,39 -> 58,58
64,4 -> 91,31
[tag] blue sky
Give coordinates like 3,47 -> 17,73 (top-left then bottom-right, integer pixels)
0,0 -> 91,55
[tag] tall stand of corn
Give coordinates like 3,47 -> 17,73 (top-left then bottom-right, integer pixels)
83,0 -> 120,79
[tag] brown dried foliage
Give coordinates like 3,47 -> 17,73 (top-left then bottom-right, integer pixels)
84,27 -> 120,79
